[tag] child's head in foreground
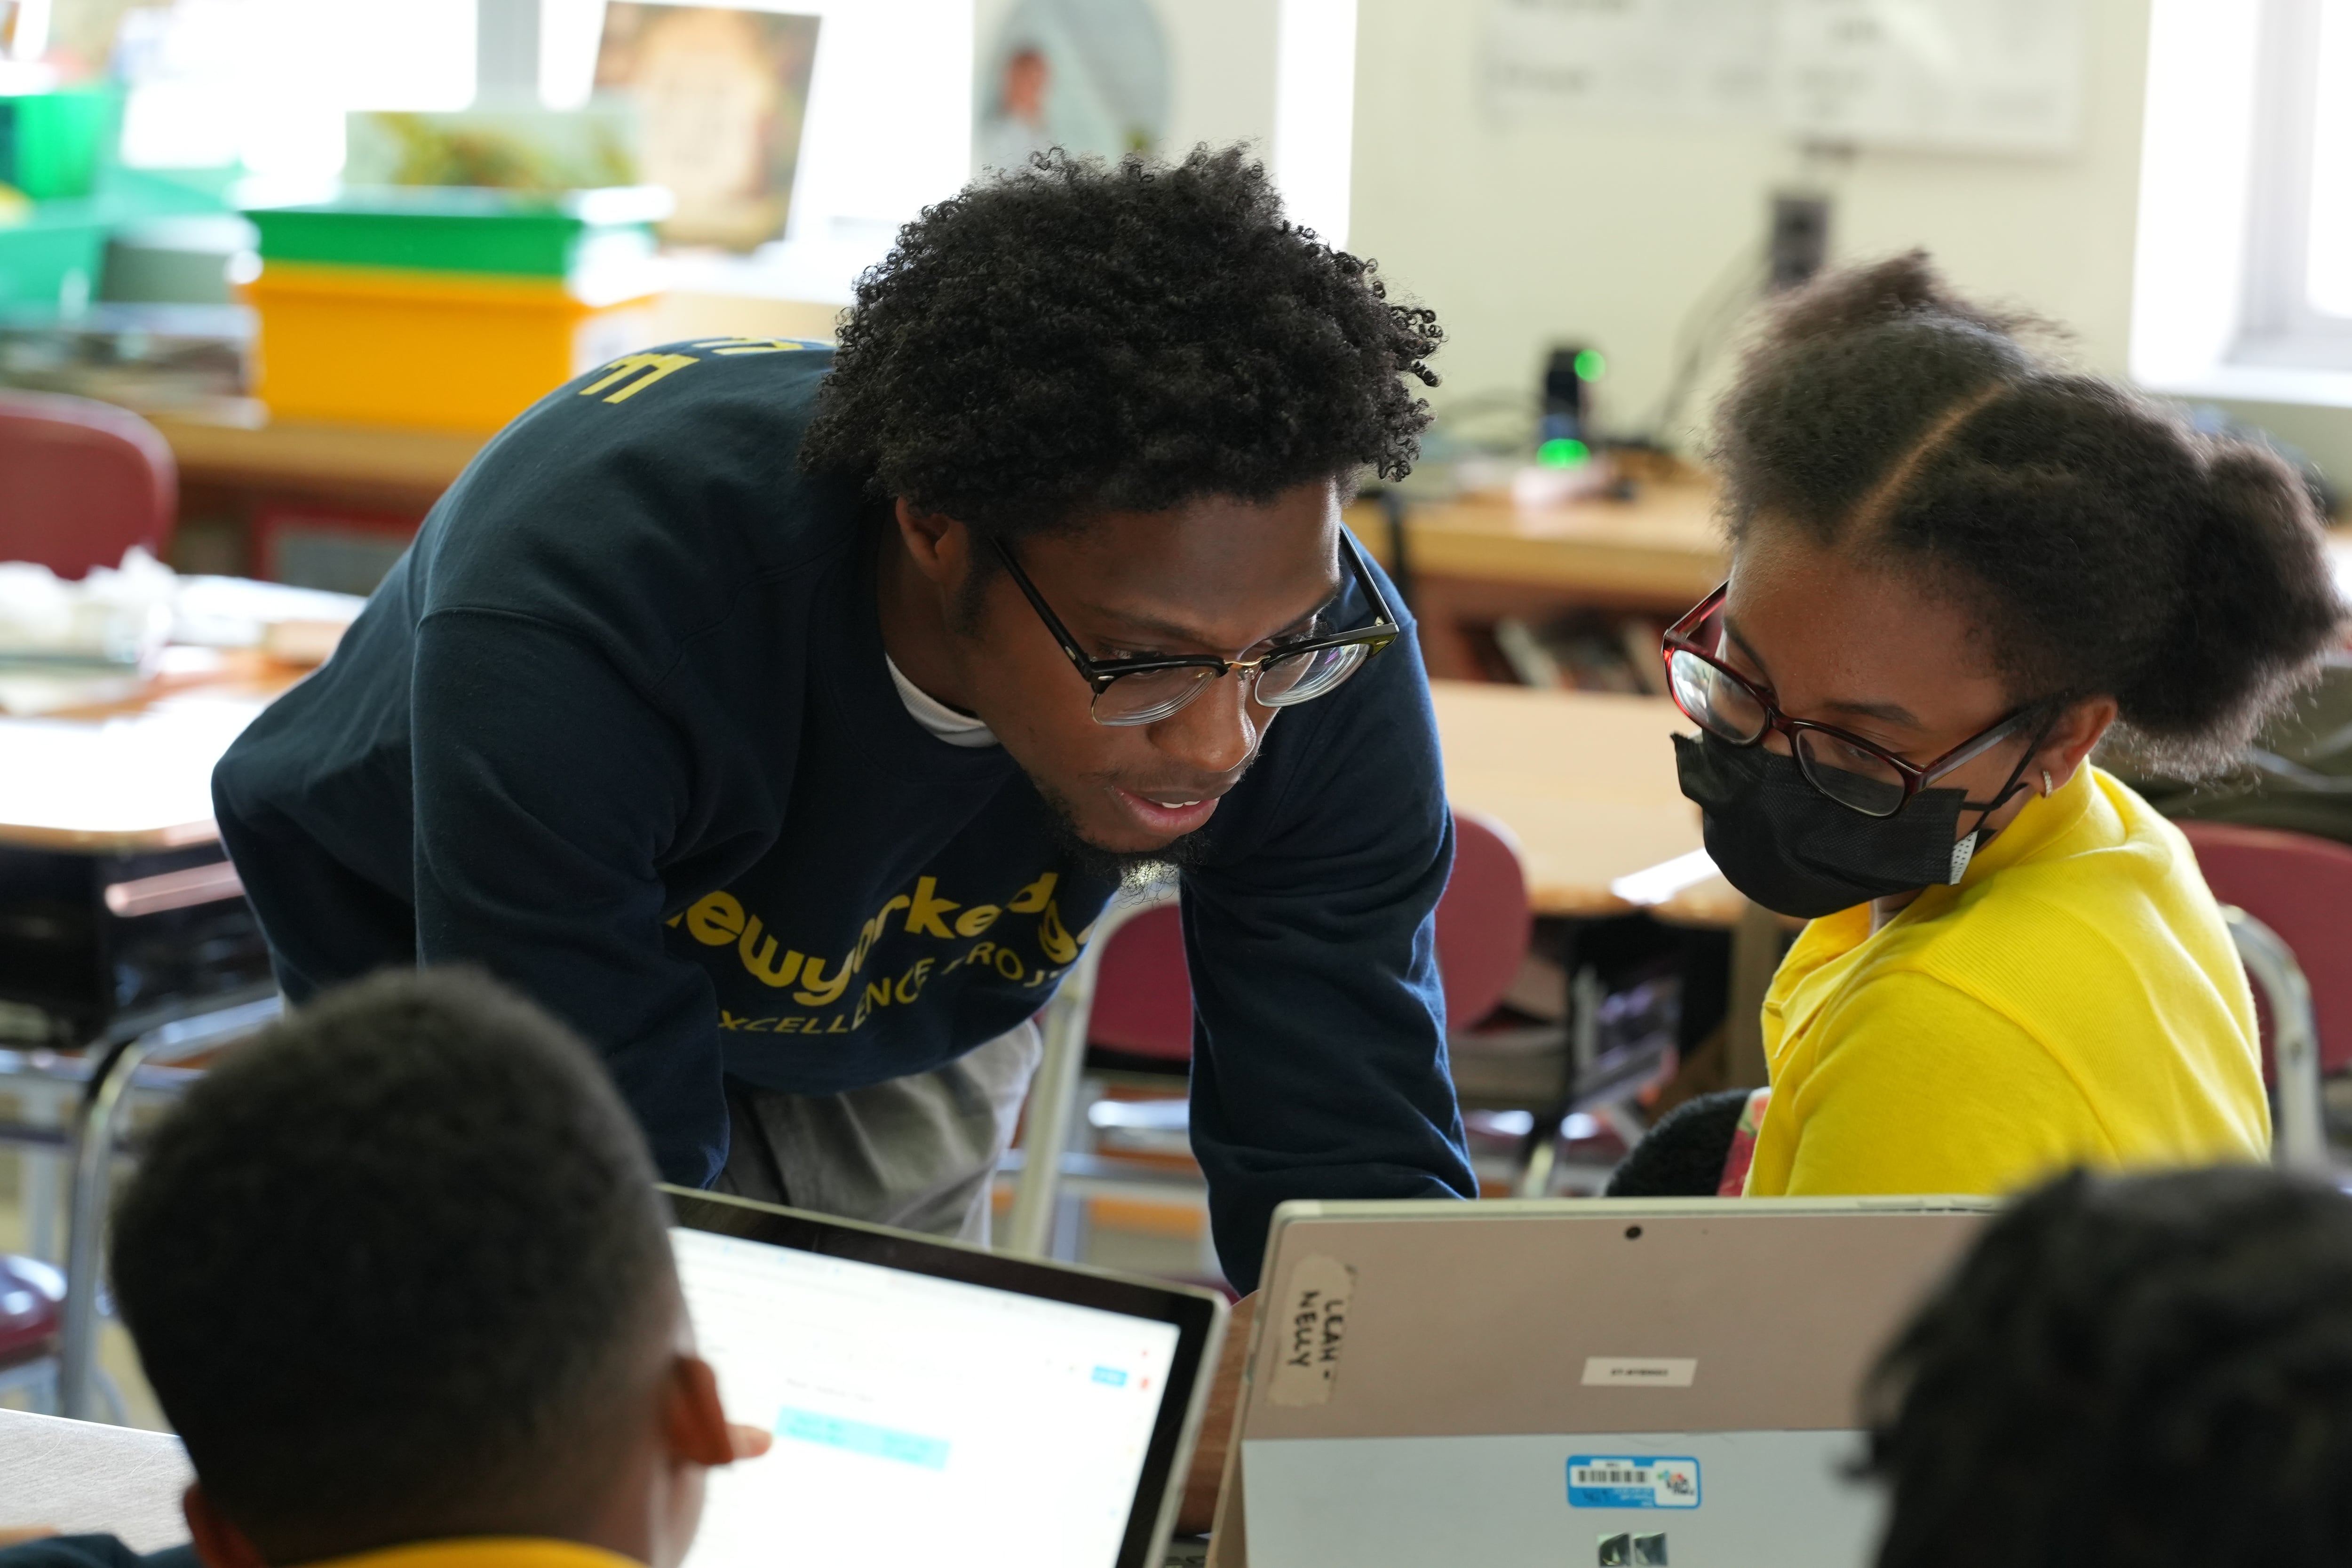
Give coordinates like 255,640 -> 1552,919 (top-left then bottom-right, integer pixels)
1866,1166 -> 2352,1568
111,968 -> 747,1568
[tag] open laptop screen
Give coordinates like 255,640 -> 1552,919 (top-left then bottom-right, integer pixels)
666,1188 -> 1223,1568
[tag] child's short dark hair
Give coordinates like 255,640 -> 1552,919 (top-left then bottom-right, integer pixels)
1864,1166 -> 2352,1568
111,968 -> 674,1557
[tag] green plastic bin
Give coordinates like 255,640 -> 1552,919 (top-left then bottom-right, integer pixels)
0,203 -> 109,310
244,185 -> 668,279
0,88 -> 118,201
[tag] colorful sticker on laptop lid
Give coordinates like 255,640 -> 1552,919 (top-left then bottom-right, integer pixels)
1567,1456 -> 1701,1509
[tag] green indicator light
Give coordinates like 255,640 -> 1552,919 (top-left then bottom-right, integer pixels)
1574,349 -> 1607,381
1537,438 -> 1591,469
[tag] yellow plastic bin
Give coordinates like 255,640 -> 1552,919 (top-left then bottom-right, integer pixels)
245,261 -> 661,432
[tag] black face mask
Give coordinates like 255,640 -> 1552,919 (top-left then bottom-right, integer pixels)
1673,731 -> 2028,920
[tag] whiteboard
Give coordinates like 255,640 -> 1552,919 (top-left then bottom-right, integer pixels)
1479,0 -> 2085,157
1776,0 -> 2084,155
1482,0 -> 1778,127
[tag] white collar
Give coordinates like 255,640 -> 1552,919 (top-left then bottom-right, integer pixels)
885,654 -> 999,748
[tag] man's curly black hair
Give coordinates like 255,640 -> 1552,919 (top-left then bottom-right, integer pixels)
800,144 -> 1441,537
1863,1167 -> 2352,1568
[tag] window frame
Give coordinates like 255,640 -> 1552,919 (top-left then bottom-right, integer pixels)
2133,0 -> 2352,404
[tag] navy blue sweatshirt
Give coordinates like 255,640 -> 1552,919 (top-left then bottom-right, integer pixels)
212,339 -> 1475,1286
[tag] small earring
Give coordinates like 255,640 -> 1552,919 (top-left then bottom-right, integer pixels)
2042,769 -> 2054,797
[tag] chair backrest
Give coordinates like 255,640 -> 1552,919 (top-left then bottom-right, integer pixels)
1434,810 -> 1534,1030
0,389 -> 177,577
2179,820 -> 2352,1076
1084,809 -> 1537,1062
1088,900 -> 1193,1062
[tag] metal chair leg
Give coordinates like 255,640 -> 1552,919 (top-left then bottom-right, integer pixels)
60,990 -> 281,1422
2223,907 -> 2329,1176
1002,889 -> 1178,1258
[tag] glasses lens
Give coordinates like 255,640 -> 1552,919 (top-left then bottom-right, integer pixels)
1667,650 -> 1769,744
1795,730 -> 1910,818
1092,666 -> 1215,726
1256,641 -> 1372,707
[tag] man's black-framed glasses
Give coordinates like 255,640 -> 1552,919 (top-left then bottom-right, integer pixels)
1662,582 -> 2042,819
992,528 -> 1403,727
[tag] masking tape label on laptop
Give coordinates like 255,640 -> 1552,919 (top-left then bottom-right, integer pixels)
1581,1356 -> 1698,1387
1267,1252 -> 1354,1406
1566,1456 -> 1702,1510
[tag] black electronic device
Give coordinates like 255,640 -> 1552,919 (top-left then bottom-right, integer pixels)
1769,192 -> 1832,291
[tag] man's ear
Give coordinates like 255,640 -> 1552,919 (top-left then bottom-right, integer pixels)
183,1485 -> 268,1568
892,499 -> 968,589
2041,695 -> 2120,787
662,1354 -> 738,1469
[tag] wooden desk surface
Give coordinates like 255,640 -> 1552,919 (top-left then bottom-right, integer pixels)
1428,679 -> 1739,926
151,403 -> 487,504
5,657 -> 1731,932
0,650 -> 305,853
1348,481 -> 1728,605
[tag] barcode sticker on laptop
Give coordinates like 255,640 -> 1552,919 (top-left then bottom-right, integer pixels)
1566,1455 -> 1702,1509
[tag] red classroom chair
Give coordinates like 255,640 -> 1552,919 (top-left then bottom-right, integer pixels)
0,390 -> 177,576
1004,812 -> 1536,1256
2178,821 -> 2352,1078
1084,809 -> 1535,1067
2179,820 -> 2352,1171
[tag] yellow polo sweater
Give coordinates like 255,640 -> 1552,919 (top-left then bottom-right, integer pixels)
1745,764 -> 2269,1197
309,1541 -> 638,1568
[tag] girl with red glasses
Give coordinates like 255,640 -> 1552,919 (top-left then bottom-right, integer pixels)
1676,254 -> 2341,1199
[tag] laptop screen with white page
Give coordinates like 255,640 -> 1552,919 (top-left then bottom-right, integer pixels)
665,1188 -> 1225,1568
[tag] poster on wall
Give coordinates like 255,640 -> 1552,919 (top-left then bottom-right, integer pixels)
595,3 -> 823,249
974,0 -> 1170,172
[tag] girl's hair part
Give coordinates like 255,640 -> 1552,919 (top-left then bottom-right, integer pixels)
1714,252 -> 2343,774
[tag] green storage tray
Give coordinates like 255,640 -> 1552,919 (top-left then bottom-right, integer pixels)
0,206 -> 109,309
244,186 -> 667,279
0,88 -> 119,201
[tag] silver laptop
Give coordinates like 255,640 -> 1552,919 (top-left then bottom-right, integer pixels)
665,1187 -> 1228,1568
1209,1196 -> 1993,1568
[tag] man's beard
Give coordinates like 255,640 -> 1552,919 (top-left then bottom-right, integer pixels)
1029,772 -> 1215,893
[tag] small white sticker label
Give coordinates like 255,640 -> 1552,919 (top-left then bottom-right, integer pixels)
1267,1253 -> 1355,1406
1581,1356 -> 1698,1387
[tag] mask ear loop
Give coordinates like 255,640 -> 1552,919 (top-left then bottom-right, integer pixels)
1961,713 -> 2061,824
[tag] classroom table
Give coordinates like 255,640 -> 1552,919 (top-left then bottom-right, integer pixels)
0,646 -> 303,1240
1425,679 -> 1774,1093
0,648 -> 306,853
151,404 -> 485,514
1350,480 -> 1726,604
1426,678 -> 1731,923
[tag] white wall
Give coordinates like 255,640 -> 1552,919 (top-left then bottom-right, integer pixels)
1345,0 -> 2352,484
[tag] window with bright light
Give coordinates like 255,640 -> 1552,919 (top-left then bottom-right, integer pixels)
2136,0 -> 2352,404
116,0 -> 477,176
2303,0 -> 2352,317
